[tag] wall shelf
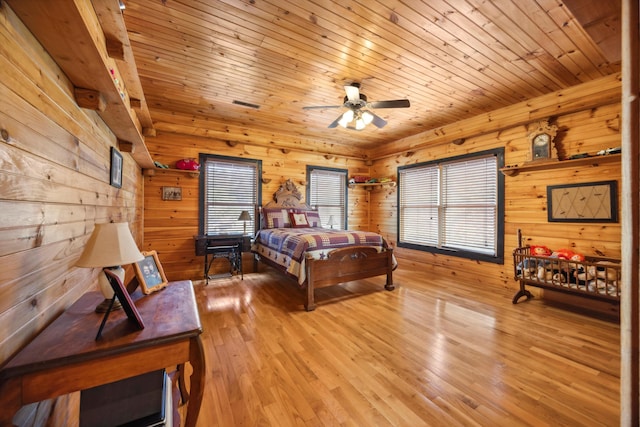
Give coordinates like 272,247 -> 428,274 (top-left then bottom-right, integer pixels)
144,168 -> 200,178
500,153 -> 620,176
7,0 -> 155,168
348,181 -> 397,191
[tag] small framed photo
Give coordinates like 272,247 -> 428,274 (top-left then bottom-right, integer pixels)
110,147 -> 123,188
162,186 -> 182,201
134,250 -> 168,294
101,268 -> 145,337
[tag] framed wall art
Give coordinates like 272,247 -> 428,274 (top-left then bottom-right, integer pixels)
134,250 -> 168,294
110,146 -> 123,188
162,186 -> 182,201
547,180 -> 618,223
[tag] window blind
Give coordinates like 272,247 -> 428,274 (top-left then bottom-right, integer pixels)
202,156 -> 259,235
308,167 -> 347,228
399,152 -> 500,258
441,156 -> 497,255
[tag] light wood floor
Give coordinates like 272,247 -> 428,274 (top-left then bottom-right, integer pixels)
189,264 -> 620,427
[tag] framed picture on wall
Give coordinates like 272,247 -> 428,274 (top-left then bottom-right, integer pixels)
547,180 -> 618,223
162,186 -> 182,201
134,250 -> 168,294
110,147 -> 123,188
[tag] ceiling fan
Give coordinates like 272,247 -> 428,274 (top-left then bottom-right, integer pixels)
303,83 -> 410,130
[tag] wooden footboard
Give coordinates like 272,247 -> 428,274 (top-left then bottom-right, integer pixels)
304,246 -> 395,311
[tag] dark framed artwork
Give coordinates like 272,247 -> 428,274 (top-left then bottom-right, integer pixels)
547,180 -> 618,223
134,250 -> 168,294
110,146 -> 123,188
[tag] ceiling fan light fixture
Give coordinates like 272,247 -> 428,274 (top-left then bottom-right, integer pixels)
338,110 -> 354,128
355,118 -> 366,130
362,110 -> 374,125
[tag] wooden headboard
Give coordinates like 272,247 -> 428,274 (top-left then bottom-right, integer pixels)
264,179 -> 312,209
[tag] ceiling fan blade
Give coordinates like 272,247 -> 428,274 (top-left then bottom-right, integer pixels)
328,113 -> 343,128
368,99 -> 410,109
302,105 -> 343,110
344,85 -> 360,103
370,112 -> 388,128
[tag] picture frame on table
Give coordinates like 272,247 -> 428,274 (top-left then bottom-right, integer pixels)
110,147 -> 123,188
134,250 -> 169,294
99,268 -> 145,340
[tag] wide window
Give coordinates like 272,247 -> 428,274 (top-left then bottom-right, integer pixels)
398,148 -> 504,263
199,154 -> 261,236
307,166 -> 347,229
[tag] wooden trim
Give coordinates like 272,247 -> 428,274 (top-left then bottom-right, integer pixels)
620,0 -> 640,424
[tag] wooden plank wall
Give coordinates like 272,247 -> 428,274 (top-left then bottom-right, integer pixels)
371,95 -> 621,310
143,134 -> 369,280
144,75 -> 621,314
0,2 -> 143,368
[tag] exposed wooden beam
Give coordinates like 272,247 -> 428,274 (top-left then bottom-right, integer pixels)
74,87 -> 106,111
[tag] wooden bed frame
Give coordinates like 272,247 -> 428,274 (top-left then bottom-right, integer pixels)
254,179 -> 395,311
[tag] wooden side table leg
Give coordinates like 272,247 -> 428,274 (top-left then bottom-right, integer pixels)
184,336 -> 206,427
176,363 -> 189,404
0,377 -> 22,427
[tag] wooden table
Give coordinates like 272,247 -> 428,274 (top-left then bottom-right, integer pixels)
0,280 -> 205,427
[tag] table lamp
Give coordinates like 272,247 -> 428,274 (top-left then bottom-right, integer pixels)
238,210 -> 251,235
76,222 -> 145,312
327,215 -> 337,229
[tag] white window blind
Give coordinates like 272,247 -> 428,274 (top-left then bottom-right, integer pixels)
441,157 -> 497,255
399,165 -> 439,246
399,153 -> 499,258
202,157 -> 259,235
308,168 -> 347,228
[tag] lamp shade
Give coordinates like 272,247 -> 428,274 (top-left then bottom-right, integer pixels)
76,222 -> 144,268
238,210 -> 251,221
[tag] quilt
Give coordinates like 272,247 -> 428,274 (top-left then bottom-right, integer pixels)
252,227 -> 391,285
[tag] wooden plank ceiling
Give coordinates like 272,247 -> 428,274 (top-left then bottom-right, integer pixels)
122,0 -> 621,155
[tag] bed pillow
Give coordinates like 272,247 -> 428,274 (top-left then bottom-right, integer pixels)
263,208 -> 291,228
289,211 -> 310,228
303,210 -> 321,227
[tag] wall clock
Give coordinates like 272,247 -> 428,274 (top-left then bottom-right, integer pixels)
527,120 -> 558,163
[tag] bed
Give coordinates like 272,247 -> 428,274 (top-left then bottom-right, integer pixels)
252,179 -> 396,311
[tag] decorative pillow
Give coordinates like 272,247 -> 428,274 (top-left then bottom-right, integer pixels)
263,208 -> 291,228
289,212 -> 310,228
303,210 -> 321,227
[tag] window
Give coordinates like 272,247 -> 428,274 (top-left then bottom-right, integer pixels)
199,154 -> 261,236
398,148 -> 504,263
307,166 -> 347,228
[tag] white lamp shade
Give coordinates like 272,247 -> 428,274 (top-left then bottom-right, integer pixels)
76,222 -> 144,268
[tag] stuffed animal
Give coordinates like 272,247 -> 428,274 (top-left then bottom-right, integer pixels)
552,248 -> 574,260
530,245 -> 552,257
